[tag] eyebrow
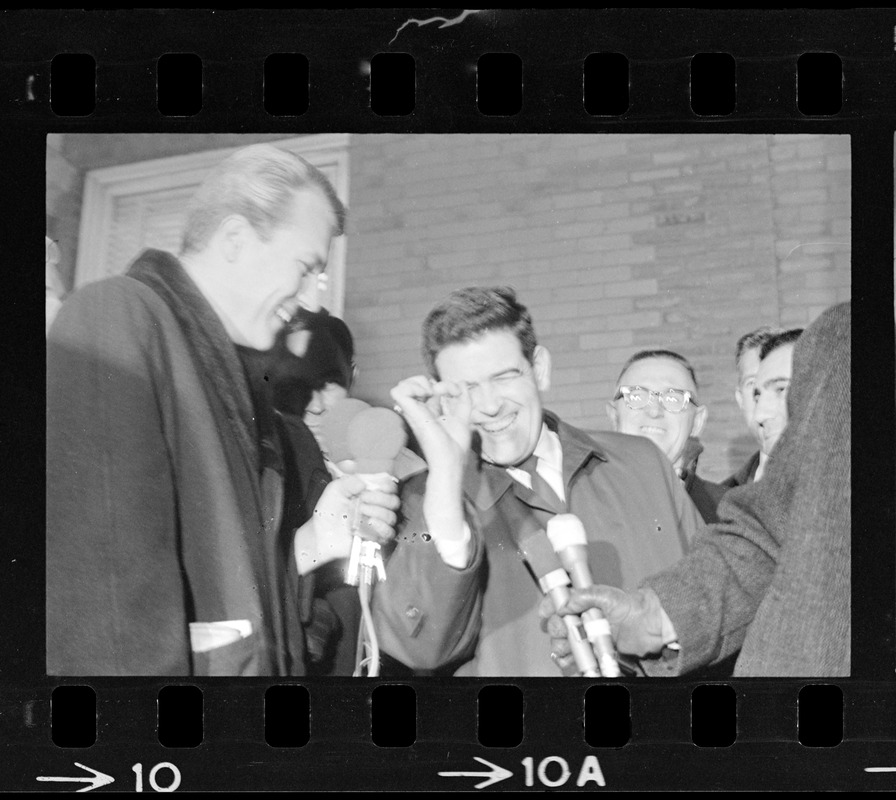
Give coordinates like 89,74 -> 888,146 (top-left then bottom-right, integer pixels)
759,376 -> 790,390
301,259 -> 327,274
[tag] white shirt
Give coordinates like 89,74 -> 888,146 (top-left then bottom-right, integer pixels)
505,425 -> 566,503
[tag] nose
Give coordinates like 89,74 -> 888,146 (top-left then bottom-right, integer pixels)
472,381 -> 502,416
297,271 -> 322,313
753,391 -> 774,425
305,390 -> 325,415
645,394 -> 664,418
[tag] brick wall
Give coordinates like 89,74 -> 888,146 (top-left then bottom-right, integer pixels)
46,132 -> 850,480
343,134 -> 851,480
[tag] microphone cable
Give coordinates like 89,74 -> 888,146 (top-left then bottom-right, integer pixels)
353,573 -> 381,677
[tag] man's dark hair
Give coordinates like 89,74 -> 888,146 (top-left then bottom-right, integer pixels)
422,286 -> 537,378
269,309 -> 354,416
615,349 -> 699,391
759,328 -> 803,361
734,325 -> 784,371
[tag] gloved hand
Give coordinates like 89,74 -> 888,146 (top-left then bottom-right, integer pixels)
539,584 -> 671,660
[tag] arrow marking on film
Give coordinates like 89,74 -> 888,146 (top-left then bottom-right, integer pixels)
439,756 -> 513,789
37,762 -> 115,792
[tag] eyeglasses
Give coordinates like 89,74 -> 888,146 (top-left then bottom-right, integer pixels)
613,385 -> 697,414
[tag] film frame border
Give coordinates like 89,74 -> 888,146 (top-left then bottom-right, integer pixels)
3,7 -> 894,792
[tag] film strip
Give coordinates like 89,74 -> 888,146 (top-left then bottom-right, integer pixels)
3,8 -> 895,792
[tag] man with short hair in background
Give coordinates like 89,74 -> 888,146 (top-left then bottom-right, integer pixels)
606,349 -> 725,523
750,328 -> 803,471
47,144 -> 399,676
723,326 -> 784,486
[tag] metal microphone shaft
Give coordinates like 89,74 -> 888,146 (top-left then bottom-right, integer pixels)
520,532 -> 600,678
546,514 -> 621,678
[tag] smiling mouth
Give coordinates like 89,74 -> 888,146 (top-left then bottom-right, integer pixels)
640,426 -> 665,435
479,413 -> 517,435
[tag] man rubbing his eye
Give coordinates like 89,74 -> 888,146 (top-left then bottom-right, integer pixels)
372,286 -> 704,678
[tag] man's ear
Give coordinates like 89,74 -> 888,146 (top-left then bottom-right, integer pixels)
216,215 -> 253,262
734,387 -> 744,411
691,404 -> 708,438
606,401 -> 619,430
533,345 -> 552,392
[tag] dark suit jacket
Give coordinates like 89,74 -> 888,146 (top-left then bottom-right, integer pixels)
721,450 -> 761,489
647,302 -> 850,677
372,413 -> 704,677
47,251 -> 304,676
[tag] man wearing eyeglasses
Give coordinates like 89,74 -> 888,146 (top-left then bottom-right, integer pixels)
606,350 -> 726,524
372,286 -> 703,677
540,303 -> 849,677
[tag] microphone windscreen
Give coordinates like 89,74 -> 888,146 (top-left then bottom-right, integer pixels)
546,513 -> 588,551
348,406 -> 408,474
519,530 -> 569,595
319,397 -> 371,463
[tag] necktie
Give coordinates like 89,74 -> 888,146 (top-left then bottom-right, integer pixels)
517,454 -> 565,514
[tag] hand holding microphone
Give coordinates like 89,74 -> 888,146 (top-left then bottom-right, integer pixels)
320,399 -> 408,586
539,584 -> 670,660
298,471 -> 398,573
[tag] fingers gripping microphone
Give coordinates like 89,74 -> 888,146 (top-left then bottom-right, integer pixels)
345,405 -> 407,586
321,400 -> 407,679
519,531 -> 600,678
545,514 -> 621,678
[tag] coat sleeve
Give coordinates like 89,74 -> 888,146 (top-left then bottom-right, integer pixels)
644,303 -> 851,677
371,472 -> 485,671
644,477 -> 783,675
47,281 -> 193,675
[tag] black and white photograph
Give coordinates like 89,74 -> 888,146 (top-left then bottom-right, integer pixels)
46,132 -> 851,680
5,7 -> 893,794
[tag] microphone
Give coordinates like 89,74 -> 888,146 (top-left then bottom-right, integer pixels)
319,397 -> 371,464
318,400 -> 407,678
342,404 -> 408,586
545,514 -> 621,678
347,406 -> 407,475
519,530 -> 600,678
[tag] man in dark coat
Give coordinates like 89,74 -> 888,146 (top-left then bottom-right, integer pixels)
543,302 -> 850,677
372,287 -> 703,677
47,144 -> 398,676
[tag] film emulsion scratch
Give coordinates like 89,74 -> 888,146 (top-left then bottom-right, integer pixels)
2,7 -> 895,793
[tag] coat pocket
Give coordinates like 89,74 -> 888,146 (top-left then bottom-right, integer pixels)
191,631 -> 260,676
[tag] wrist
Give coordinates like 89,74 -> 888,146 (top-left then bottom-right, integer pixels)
294,522 -> 321,576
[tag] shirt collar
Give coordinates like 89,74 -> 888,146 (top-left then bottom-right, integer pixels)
463,411 -> 606,511
532,423 -> 563,474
